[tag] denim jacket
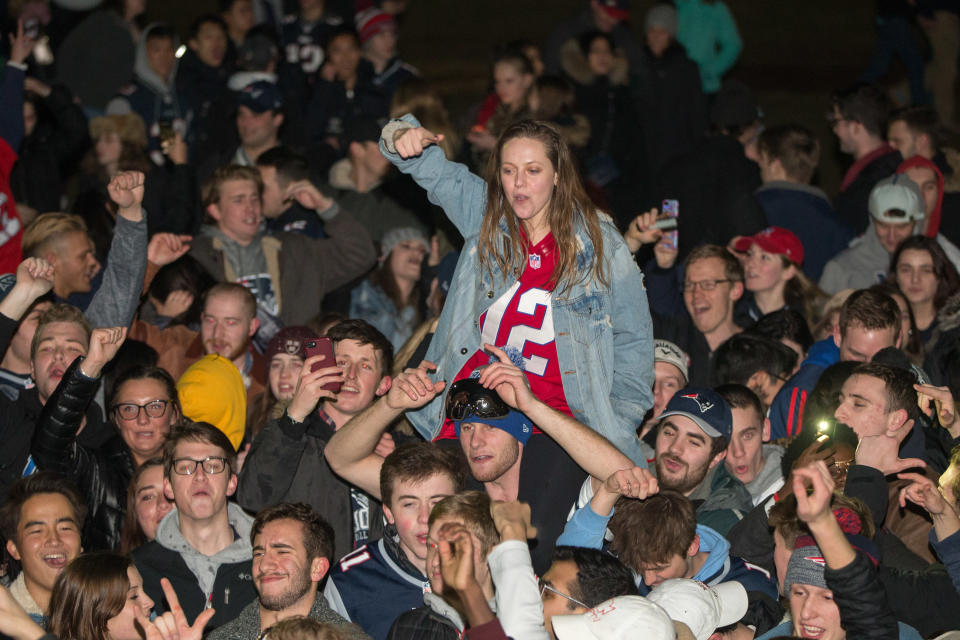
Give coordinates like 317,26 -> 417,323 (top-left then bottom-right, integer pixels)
380,115 -> 655,463
350,278 -> 418,349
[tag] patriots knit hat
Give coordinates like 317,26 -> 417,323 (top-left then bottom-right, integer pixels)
355,8 -> 395,45
658,386 -> 733,442
783,507 -> 879,595
380,226 -> 428,259
645,4 -> 678,36
265,326 -> 318,361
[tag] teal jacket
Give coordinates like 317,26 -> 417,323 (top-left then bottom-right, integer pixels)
675,0 -> 742,93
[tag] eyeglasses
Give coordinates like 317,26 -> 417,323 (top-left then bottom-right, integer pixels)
171,457 -> 229,476
828,458 -> 853,478
538,577 -> 590,609
112,400 -> 171,421
683,279 -> 732,292
445,378 -> 511,422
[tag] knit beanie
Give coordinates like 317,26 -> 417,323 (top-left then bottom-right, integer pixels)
177,354 -> 247,450
355,8 -> 395,45
265,326 -> 318,361
380,227 -> 428,260
783,507 -> 878,595
645,4 -> 678,36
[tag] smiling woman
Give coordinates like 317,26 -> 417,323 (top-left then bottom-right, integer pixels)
381,114 -> 655,463
31,361 -> 182,552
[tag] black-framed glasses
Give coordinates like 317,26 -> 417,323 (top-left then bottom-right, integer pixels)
172,457 -> 229,476
445,378 -> 511,422
538,577 -> 590,609
112,400 -> 170,421
683,278 -> 732,292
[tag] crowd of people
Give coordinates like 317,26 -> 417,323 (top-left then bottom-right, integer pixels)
0,0 -> 958,639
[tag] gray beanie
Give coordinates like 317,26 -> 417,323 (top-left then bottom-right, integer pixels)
783,545 -> 827,595
380,227 -> 428,260
645,4 -> 678,36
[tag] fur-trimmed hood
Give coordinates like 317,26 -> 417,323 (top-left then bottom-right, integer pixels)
937,290 -> 960,332
559,38 -> 629,86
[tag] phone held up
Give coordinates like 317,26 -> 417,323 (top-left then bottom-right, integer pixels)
660,199 -> 679,251
304,338 -> 342,393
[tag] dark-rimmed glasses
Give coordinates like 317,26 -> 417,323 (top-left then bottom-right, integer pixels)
112,400 -> 170,421
172,457 -> 229,476
683,279 -> 732,292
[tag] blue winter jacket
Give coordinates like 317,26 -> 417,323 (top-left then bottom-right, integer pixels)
380,115 -> 655,464
768,337 -> 839,440
675,0 -> 742,93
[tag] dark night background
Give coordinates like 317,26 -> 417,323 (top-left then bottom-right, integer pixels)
149,0 -> 923,194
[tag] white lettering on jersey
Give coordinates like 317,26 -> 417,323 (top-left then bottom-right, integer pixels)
338,548 -> 371,572
480,285 -> 554,377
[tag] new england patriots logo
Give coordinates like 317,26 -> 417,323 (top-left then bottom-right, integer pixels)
680,393 -> 714,413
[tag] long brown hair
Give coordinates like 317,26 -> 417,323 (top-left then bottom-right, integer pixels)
48,552 -> 132,640
477,120 -> 608,297
119,458 -> 164,553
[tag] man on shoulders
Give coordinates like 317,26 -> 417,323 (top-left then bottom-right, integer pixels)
324,347 -> 636,572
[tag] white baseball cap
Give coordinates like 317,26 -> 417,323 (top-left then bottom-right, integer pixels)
868,174 -> 925,224
647,579 -> 749,640
551,596 -> 677,640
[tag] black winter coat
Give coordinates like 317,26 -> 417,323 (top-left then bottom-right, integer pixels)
237,411 -> 384,563
0,315 -> 113,499
31,357 -> 135,551
132,541 -> 256,632
632,42 -> 708,181
826,550 -> 898,640
833,149 -> 901,236
11,83 -> 90,213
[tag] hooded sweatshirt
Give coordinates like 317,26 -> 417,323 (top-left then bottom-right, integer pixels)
819,219 -> 893,294
155,503 -> 254,598
107,23 -> 188,164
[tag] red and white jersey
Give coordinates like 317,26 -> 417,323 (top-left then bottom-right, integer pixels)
437,232 -> 570,440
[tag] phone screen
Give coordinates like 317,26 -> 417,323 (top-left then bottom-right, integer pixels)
661,199 -> 679,251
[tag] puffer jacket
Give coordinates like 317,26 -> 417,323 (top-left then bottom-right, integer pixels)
826,550 -> 900,640
31,356 -> 135,551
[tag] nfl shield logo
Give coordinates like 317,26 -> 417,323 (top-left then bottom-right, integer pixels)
529,253 -> 541,270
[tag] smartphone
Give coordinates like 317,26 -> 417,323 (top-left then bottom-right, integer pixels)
661,199 -> 679,251
304,338 -> 341,393
157,120 -> 176,147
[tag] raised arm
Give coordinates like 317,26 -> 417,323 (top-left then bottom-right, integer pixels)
238,356 -> 343,510
379,114 -> 488,239
31,327 -> 127,476
85,172 -> 148,328
281,181 -> 377,296
324,360 -> 444,498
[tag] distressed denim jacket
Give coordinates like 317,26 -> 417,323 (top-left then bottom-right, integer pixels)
380,115 -> 654,463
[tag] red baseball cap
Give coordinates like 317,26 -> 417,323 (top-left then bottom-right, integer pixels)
597,0 -> 630,20
733,227 -> 804,265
